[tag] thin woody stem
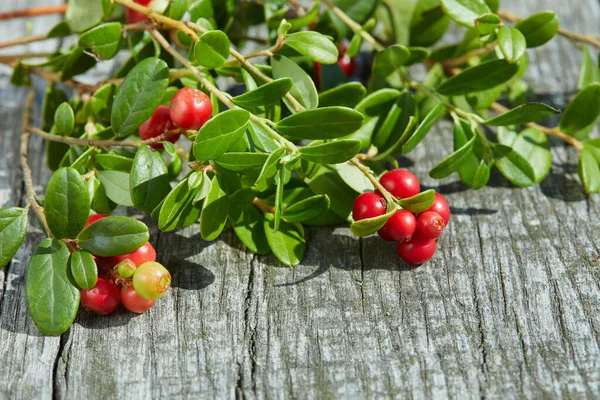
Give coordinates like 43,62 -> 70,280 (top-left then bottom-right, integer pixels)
0,4 -> 67,20
349,158 -> 396,205
20,90 -> 52,237
29,127 -> 184,148
0,34 -> 49,50
441,41 -> 498,68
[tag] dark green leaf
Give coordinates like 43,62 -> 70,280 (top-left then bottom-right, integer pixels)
497,26 -> 526,63
130,144 -> 172,212
194,30 -> 230,69
306,165 -> 357,221
0,207 -> 28,269
406,47 -> 431,65
45,168 -> 90,239
579,145 -> 600,193
193,109 -> 250,160
410,2 -> 450,47
60,47 -> 97,82
515,11 -> 559,48
95,154 -> 134,171
440,0 -> 491,27
493,144 -> 536,187
299,140 -> 361,164
232,206 -> 270,254
272,55 -> 318,110
42,86 -> 68,131
192,171 -> 213,204
319,82 -> 367,108
285,31 -> 338,64
47,20 -> 72,38
26,239 -> 79,336
560,83 -> 600,135
10,61 -> 31,87
350,88 -> 401,148
69,250 -> 97,290
437,59 -> 519,95
372,44 -> 410,77
503,127 -> 552,183
282,195 -> 330,223
351,209 -> 395,236
215,152 -> 269,174
233,78 -> 293,108
53,102 -> 75,136
66,0 -> 104,32
78,22 -> 122,60
430,135 -> 476,178
398,189 -> 436,213
159,178 -> 201,231
255,148 -> 286,191
96,170 -> 134,206
402,102 -> 446,153
77,216 -> 150,256
111,58 -> 170,138
200,175 -> 230,241
373,90 -> 416,150
90,83 -> 119,121
88,177 -> 117,214
485,103 -> 559,126
264,213 -> 305,267
276,107 -> 364,140
475,13 -> 501,35
577,46 -> 600,90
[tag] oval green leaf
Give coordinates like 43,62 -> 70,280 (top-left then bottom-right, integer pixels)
96,170 -> 134,206
276,107 -> 364,140
54,102 -> 75,136
318,82 -> 367,108
372,44 -> 411,77
560,83 -> 600,135
194,30 -> 230,69
69,250 -> 98,290
232,206 -> 271,255
272,55 -> 318,110
130,144 -> 172,212
497,26 -> 526,63
515,11 -> 559,48
485,102 -> 560,126
430,135 -> 477,179
398,189 -> 436,213
285,31 -> 339,64
193,109 -> 250,161
78,22 -> 122,60
299,140 -> 361,164
264,213 -> 305,267
579,145 -> 600,193
351,209 -> 395,237
77,216 -> 150,256
282,195 -> 330,223
200,175 -> 230,241
437,59 -> 519,95
440,0 -> 491,28
45,167 -> 90,239
215,152 -> 270,174
233,78 -> 293,108
255,148 -> 286,192
0,207 -> 28,269
493,144 -> 536,187
402,102 -> 446,153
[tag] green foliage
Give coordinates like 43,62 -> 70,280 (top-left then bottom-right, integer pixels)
0,207 -> 28,269
77,216 -> 150,256
45,168 -> 90,239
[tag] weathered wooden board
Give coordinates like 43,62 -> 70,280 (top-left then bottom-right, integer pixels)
2,0 -> 600,399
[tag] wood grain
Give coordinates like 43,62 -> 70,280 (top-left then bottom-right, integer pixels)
2,0 -> 600,398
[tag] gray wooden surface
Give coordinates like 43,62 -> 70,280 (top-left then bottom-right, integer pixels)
2,0 -> 600,398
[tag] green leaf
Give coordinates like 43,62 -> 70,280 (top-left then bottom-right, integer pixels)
66,0 -> 104,32
282,195 -> 330,223
255,148 -> 286,191
90,83 -> 119,121
410,1 -> 450,47
401,102 -> 446,153
437,59 -> 519,95
169,0 -> 189,19
111,58 -> 170,138
45,168 -> 90,239
351,209 -> 395,236
200,175 -> 230,241
299,140 -> 361,164
333,161 -> 375,193
47,20 -> 72,38
285,31 -> 339,64
440,0 -> 491,28
430,135 -> 476,178
372,44 -> 411,77
88,177 -> 117,214
306,165 -> 357,221
193,109 -> 250,160
95,154 -> 134,171
264,213 -> 305,267
78,22 -> 122,60
160,178 -> 201,230
42,86 -> 68,131
248,121 -> 280,153
493,144 -> 536,187
53,103 -> 75,137
130,144 -> 172,212
502,127 -> 552,183
272,55 -> 318,110
275,107 -> 364,140
577,46 -> 600,90
515,11 -> 559,48
26,239 -> 79,336
215,152 -> 269,174
497,26 -> 526,63
233,78 -> 293,108
485,103 -> 559,126
232,206 -> 270,254
579,145 -> 600,193
0,207 -> 28,269
96,170 -> 134,206
69,251 -> 97,290
406,47 -> 431,65
475,13 -> 501,35
319,82 -> 367,108
560,83 -> 600,135
373,90 -> 416,150
398,189 -> 436,213
60,47 -> 97,82
77,216 -> 150,256
194,30 -> 230,69
350,88 -> 401,148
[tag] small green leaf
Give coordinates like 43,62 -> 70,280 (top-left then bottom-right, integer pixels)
440,0 -> 491,28
77,216 -> 150,256
430,135 -> 476,179
577,46 -> 600,90
111,58 -> 170,138
515,11 -> 559,48
350,88 -> 401,148
95,154 -> 134,171
66,0 -> 104,32
285,31 -> 339,64
163,141 -> 177,156
402,102 -> 446,153
475,13 -> 501,35
299,140 -> 361,164
579,145 -> 600,193
232,206 -> 270,254
47,20 -> 72,38
53,102 -> 75,137
130,144 -> 172,212
318,82 -> 367,109
372,44 -> 411,77
485,103 -> 559,126
282,195 -> 330,223
194,30 -> 230,69
351,209 -> 395,237
78,22 -> 122,60
255,148 -> 286,192
0,207 -> 28,269
437,59 -> 519,95
200,175 -> 230,241
264,213 -> 305,267
560,83 -> 600,135
45,168 -> 90,239
276,107 -> 364,140
69,251 -> 98,290
60,45 -> 97,82
334,161 -> 375,193
502,127 -> 552,183
373,90 -> 416,151
88,177 -> 117,215
26,239 -> 79,336
272,55 -> 318,110
493,144 -> 536,187
233,78 -> 293,108
406,47 -> 431,65
193,109 -> 250,160
159,178 -> 201,231
497,26 -> 526,63
215,152 -> 270,174
96,170 -> 134,206
398,189 -> 436,213
306,165 -> 357,221
42,86 -> 68,131
193,171 -> 213,204
410,2 -> 450,47
90,83 -> 119,121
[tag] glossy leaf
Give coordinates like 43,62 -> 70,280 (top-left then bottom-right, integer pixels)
160,178 -> 201,231
95,154 -> 134,171
350,88 -> 401,148
232,206 -> 270,255
26,239 -> 79,336
577,46 -> 600,90
410,1 -> 450,47
264,213 -> 305,267
306,165 -> 357,221
398,189 -> 436,213
272,55 -> 318,110
351,209 -> 395,237
285,31 -> 339,64
233,78 -> 293,108
45,168 -> 90,239
497,26 -> 526,63
96,170 -> 134,206
194,30 -> 230,69
493,144 -> 536,187
318,82 -> 366,108
579,145 -> 600,193
200,175 -> 230,241
215,152 -> 270,174
485,103 -> 559,126
255,148 -> 286,192
437,59 -> 519,95
440,0 -> 491,28
515,11 -> 559,48
53,102 -> 75,137
66,0 -> 104,32
560,83 -> 600,135
282,195 -> 330,223
430,135 -> 476,178
475,13 -> 501,35
194,109 -> 250,160
503,127 -> 552,183
275,107 -> 364,140
0,207 -> 28,269
69,251 -> 98,290
372,44 -> 411,77
402,102 -> 446,153
334,162 -> 375,193
130,144 -> 172,212
77,216 -> 150,256
78,22 -> 122,60
373,90 -> 416,150
299,140 -> 361,164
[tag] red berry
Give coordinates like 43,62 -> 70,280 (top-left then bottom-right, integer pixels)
84,213 -> 108,228
139,105 -> 179,149
121,286 -> 156,313
101,242 -> 156,268
415,211 -> 445,240
169,87 -> 212,130
397,237 -> 437,265
379,170 -> 420,199
378,210 -> 416,242
126,0 -> 152,24
80,278 -> 120,315
352,192 -> 386,221
426,193 -> 451,225
313,62 -> 322,90
133,262 -> 171,300
337,54 -> 356,77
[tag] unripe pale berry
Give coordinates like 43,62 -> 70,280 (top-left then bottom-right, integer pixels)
169,87 -> 212,130
121,286 -> 156,313
397,237 -> 437,265
133,262 -> 171,300
415,211 -> 445,240
116,259 -> 137,279
139,105 -> 179,149
80,278 -> 120,315
426,193 -> 451,225
378,210 -> 416,242
352,192 -> 386,221
379,170 -> 420,199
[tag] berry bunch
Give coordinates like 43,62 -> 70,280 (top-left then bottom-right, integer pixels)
352,170 -> 450,265
79,215 -> 171,315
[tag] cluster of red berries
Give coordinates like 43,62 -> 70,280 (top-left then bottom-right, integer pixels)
139,87 -> 212,149
352,170 -> 451,265
79,214 -> 172,315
